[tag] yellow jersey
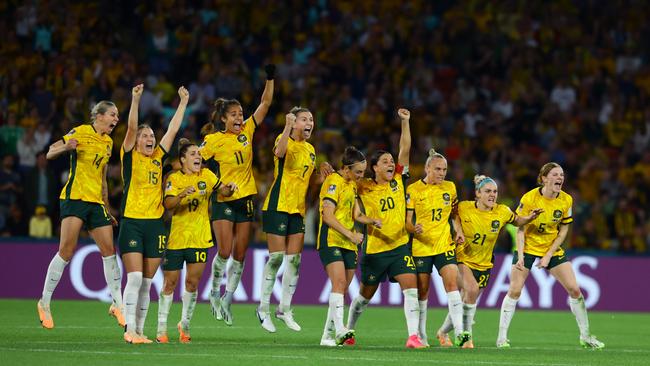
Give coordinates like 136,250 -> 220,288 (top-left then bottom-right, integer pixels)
359,172 -> 409,254
262,136 -> 316,216
165,168 -> 220,250
456,201 -> 515,271
406,179 -> 458,257
200,116 -> 257,202
317,172 -> 358,251
516,187 -> 573,257
120,145 -> 168,219
59,124 -> 113,204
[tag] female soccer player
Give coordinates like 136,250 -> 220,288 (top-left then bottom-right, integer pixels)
118,84 -> 188,343
436,175 -> 542,348
156,139 -> 236,343
496,163 -> 605,349
201,64 -> 275,326
405,148 -> 468,348
37,100 -> 123,329
256,107 -> 331,333
346,109 -> 426,349
317,146 -> 381,346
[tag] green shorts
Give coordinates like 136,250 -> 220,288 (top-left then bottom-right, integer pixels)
162,248 -> 209,271
319,245 -> 358,270
414,248 -> 457,274
470,267 -> 492,289
513,251 -> 568,270
117,217 -> 167,258
360,245 -> 416,286
60,199 -> 112,230
262,210 -> 305,236
211,195 -> 255,223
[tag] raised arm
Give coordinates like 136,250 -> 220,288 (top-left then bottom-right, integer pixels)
274,113 -> 295,158
513,208 -> 544,226
123,84 -> 143,153
323,200 -> 363,245
46,138 -> 77,160
252,64 -> 275,124
159,86 -> 189,152
397,108 -> 411,168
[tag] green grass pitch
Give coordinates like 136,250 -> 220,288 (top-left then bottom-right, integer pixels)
0,299 -> 647,366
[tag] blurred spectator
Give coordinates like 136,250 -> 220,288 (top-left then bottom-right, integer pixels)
0,113 -> 24,156
29,205 -> 53,238
24,151 -> 57,216
16,127 -> 40,172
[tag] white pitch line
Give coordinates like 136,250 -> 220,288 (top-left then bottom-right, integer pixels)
0,347 -> 583,366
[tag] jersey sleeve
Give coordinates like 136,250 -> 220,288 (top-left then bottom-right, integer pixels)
451,182 -> 459,206
199,134 -> 216,160
156,145 -> 169,163
62,126 -> 80,143
406,183 -> 415,211
560,195 -> 574,225
501,205 -> 515,224
243,116 -> 257,136
321,176 -> 340,205
207,169 -> 222,192
164,174 -> 183,198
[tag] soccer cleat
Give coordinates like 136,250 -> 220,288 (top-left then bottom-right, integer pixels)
320,337 -> 337,347
580,335 -> 605,350
156,333 -> 169,344
177,322 -> 191,343
124,331 -> 148,344
256,308 -> 276,333
418,333 -> 430,348
436,330 -> 453,347
210,290 -> 222,321
275,309 -> 301,331
496,338 -> 511,348
109,304 -> 126,327
335,329 -> 355,346
219,296 -> 233,326
406,334 -> 427,349
37,300 -> 54,329
343,335 -> 356,346
462,339 -> 474,349
455,331 -> 472,347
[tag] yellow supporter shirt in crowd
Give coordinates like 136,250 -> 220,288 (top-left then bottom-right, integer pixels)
200,116 -> 257,202
165,168 -> 220,250
456,201 -> 515,271
359,168 -> 409,255
120,145 -> 168,219
59,124 -> 113,204
262,135 -> 316,216
406,179 -> 458,257
317,172 -> 358,252
517,187 -> 573,257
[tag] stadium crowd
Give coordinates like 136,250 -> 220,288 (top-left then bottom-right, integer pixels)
0,0 -> 648,254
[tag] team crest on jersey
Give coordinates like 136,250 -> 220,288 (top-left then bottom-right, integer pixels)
552,209 -> 562,222
491,220 -> 501,232
153,160 -> 161,167
390,179 -> 398,192
442,192 -> 451,205
198,181 -> 207,190
129,240 -> 137,247
279,223 -> 287,232
237,134 -> 247,143
333,249 -> 341,256
224,207 -> 233,216
328,184 -> 337,194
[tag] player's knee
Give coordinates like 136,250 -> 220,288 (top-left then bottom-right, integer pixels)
331,278 -> 347,293
58,248 -> 74,261
508,289 -> 521,299
163,279 -> 177,293
185,279 -> 198,292
466,283 -> 480,301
